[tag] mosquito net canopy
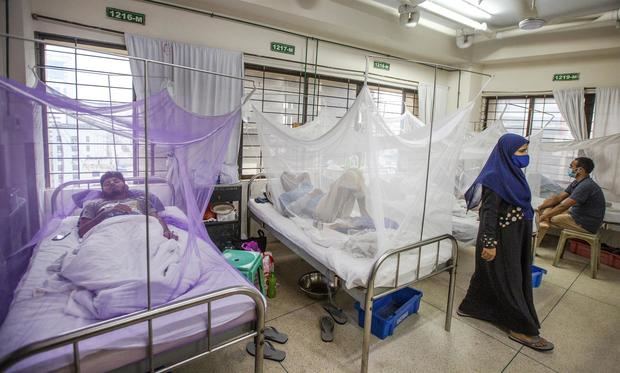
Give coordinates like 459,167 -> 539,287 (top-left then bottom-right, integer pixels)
255,85 -> 475,265
456,120 -> 620,203
0,72 -> 251,364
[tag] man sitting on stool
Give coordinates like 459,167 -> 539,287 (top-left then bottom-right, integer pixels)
535,157 -> 606,248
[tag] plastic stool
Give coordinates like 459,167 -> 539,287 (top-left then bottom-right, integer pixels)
554,228 -> 601,279
223,249 -> 266,294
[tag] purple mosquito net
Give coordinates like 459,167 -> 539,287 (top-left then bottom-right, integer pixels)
0,75 -> 252,363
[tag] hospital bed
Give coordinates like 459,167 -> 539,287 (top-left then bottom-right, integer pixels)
0,177 -> 266,373
247,174 -> 458,373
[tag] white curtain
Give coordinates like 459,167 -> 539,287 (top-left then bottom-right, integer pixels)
418,83 -> 448,125
125,35 -> 173,98
126,34 -> 243,184
592,87 -> 620,198
553,87 -> 587,140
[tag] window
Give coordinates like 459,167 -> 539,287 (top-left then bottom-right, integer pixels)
41,38 -> 135,188
482,95 -> 594,142
242,66 -> 305,177
40,36 -> 169,188
241,64 -> 419,178
482,94 -> 595,184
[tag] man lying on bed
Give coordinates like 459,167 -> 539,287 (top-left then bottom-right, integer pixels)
278,169 -> 398,233
78,171 -> 178,240
48,171 -> 203,320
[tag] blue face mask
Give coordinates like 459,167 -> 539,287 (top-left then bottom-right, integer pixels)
567,169 -> 576,178
511,154 -> 529,168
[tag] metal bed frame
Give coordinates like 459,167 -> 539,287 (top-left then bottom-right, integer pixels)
1,178 -> 266,373
247,173 -> 458,373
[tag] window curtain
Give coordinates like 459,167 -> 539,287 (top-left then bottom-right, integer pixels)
552,87 -> 587,140
418,83 -> 448,125
592,87 -> 620,198
125,34 -> 243,184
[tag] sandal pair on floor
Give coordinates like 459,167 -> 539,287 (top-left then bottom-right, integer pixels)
246,326 -> 288,362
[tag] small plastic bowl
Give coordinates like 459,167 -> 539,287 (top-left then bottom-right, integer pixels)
298,271 -> 338,299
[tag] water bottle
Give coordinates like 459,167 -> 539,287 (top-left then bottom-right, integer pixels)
267,272 -> 277,298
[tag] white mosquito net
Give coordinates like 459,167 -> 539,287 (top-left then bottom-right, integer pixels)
254,85 -> 475,261
455,120 -> 620,203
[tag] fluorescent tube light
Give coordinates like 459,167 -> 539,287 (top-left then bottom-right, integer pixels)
459,0 -> 493,19
420,1 -> 488,30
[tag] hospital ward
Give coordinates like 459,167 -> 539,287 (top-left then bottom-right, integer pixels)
2,0 -> 620,372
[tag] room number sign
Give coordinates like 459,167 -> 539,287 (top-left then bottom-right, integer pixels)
553,73 -> 580,81
374,61 -> 390,71
106,7 -> 145,25
270,42 -> 295,55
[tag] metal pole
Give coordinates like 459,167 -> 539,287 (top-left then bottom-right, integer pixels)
445,237 -> 458,331
419,65 -> 438,241
143,59 -> 154,373
254,294 -> 265,373
360,277 -> 374,373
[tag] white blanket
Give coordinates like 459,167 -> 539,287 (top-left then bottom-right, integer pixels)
49,215 -> 200,319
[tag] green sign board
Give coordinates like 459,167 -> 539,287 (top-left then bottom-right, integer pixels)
106,7 -> 145,25
553,73 -> 580,81
373,61 -> 390,71
270,42 -> 295,55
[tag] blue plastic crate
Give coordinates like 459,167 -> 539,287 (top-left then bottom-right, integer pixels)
531,265 -> 548,288
354,287 -> 423,340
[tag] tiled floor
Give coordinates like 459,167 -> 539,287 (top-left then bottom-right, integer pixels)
180,236 -> 620,372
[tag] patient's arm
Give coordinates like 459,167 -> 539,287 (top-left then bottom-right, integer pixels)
151,212 -> 178,240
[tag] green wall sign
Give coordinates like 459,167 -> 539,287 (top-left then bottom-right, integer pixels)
270,42 -> 295,55
553,73 -> 580,81
374,61 -> 390,71
106,7 -> 145,25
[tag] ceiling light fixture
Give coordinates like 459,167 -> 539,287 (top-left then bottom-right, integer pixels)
419,1 -> 488,31
459,0 -> 493,19
398,3 -> 421,27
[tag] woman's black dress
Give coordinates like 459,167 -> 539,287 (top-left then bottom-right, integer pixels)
459,187 -> 540,336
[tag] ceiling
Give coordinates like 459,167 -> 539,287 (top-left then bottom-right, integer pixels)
154,0 -> 620,65
368,0 -> 620,32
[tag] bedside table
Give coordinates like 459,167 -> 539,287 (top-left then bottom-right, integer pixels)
204,183 -> 242,250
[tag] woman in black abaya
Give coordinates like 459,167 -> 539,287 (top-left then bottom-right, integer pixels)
458,133 -> 554,351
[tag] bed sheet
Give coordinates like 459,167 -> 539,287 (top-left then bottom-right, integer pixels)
249,200 -> 453,289
452,199 -> 479,244
0,207 -> 258,372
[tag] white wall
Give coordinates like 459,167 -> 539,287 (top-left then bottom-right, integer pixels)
28,0 -> 465,93
482,53 -> 620,93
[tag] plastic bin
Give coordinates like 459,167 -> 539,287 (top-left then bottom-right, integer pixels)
531,265 -> 548,288
354,287 -> 423,340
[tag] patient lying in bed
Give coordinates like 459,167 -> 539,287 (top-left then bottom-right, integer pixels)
278,169 -> 369,223
78,171 -> 177,240
42,172 -> 202,320
278,169 -> 398,233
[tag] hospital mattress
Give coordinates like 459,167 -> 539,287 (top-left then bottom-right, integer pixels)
249,200 -> 453,289
0,208 -> 258,373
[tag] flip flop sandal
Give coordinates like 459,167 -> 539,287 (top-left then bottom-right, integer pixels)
323,303 -> 348,325
246,340 -> 286,362
456,308 -> 473,318
509,334 -> 555,352
320,316 -> 334,342
264,326 -> 288,344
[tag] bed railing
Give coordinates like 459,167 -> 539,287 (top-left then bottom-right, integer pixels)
0,286 -> 266,373
246,173 -> 458,373
360,234 -> 458,373
50,176 -> 174,215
